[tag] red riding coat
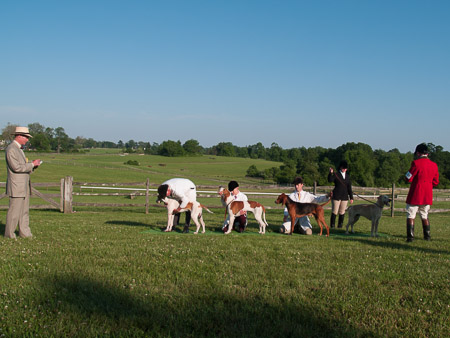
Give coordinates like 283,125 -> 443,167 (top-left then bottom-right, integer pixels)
406,157 -> 439,205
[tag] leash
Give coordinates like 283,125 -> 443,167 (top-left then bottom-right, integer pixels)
353,193 -> 382,208
330,169 -> 381,208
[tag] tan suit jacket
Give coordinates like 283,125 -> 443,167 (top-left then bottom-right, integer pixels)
5,141 -> 34,197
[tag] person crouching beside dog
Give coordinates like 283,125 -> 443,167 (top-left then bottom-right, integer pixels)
405,143 -> 439,242
157,178 -> 197,233
222,180 -> 248,233
280,177 -> 331,235
328,161 -> 353,228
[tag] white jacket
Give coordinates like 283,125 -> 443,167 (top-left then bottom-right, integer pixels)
162,178 -> 197,208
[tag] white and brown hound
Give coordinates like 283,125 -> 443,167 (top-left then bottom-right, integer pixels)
158,197 -> 213,234
218,186 -> 269,234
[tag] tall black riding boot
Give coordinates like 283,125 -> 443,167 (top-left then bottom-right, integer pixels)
338,214 -> 345,228
422,219 -> 431,241
406,218 -> 414,242
183,211 -> 191,233
330,213 -> 336,228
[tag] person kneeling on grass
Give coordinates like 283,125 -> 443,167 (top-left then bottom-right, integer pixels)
280,177 -> 331,235
222,180 -> 248,233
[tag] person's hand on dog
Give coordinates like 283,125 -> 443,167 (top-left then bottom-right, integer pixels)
172,207 -> 181,214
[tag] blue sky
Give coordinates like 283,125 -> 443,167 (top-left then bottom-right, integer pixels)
1,0 -> 449,152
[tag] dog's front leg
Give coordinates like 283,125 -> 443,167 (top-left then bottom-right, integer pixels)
225,212 -> 235,234
166,212 -> 174,232
372,219 -> 380,237
289,212 -> 296,235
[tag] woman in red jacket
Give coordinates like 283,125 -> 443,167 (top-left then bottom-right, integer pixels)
405,143 -> 439,242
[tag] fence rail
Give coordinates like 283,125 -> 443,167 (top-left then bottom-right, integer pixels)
1,179 -> 450,214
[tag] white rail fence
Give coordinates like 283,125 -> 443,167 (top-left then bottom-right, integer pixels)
2,177 -> 450,215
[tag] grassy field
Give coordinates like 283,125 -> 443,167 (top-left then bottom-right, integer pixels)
0,150 -> 449,337
0,149 -> 281,186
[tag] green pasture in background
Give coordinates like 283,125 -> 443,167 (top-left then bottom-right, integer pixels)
0,150 -> 449,337
0,149 -> 281,185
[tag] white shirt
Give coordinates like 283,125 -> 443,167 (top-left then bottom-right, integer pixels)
162,178 -> 197,208
283,190 -> 329,230
232,191 -> 248,202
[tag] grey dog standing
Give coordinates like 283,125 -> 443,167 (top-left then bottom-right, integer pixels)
345,195 -> 391,237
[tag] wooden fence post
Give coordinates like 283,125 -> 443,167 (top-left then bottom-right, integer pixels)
60,178 -> 64,212
391,182 -> 395,217
64,176 -> 73,214
145,178 -> 150,214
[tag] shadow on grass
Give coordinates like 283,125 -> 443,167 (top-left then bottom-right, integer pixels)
105,220 -> 149,227
333,235 -> 450,255
36,273 -> 376,337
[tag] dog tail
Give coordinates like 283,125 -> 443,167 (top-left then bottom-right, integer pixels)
320,199 -> 332,207
200,204 -> 214,214
262,208 -> 269,226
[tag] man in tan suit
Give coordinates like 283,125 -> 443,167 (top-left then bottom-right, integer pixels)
4,127 -> 41,238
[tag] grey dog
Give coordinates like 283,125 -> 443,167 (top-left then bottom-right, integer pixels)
345,195 -> 392,237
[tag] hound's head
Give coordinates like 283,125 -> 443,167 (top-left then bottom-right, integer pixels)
275,193 -> 288,205
156,196 -> 169,205
378,195 -> 391,207
218,186 -> 231,206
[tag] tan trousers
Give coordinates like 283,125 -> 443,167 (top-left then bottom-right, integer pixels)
5,195 -> 32,238
332,199 -> 348,215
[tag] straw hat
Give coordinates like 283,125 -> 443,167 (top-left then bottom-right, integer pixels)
12,126 -> 32,138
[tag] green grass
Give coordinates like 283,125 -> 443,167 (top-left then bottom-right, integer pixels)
0,151 -> 280,186
1,150 -> 449,337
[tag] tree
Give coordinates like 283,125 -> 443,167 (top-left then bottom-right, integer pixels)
344,149 -> 377,186
126,140 -> 136,149
158,140 -> 185,157
215,142 -> 236,157
374,150 -> 403,187
30,133 -> 51,151
45,127 -> 54,141
1,123 -> 18,143
28,122 -> 45,135
267,142 -> 285,162
75,136 -> 86,148
84,138 -> 97,148
275,160 -> 297,184
248,142 -> 266,159
318,157 -> 334,185
246,165 -> 261,178
183,139 -> 203,155
53,127 -> 70,153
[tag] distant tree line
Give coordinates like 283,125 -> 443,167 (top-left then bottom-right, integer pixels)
1,122 -> 449,188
